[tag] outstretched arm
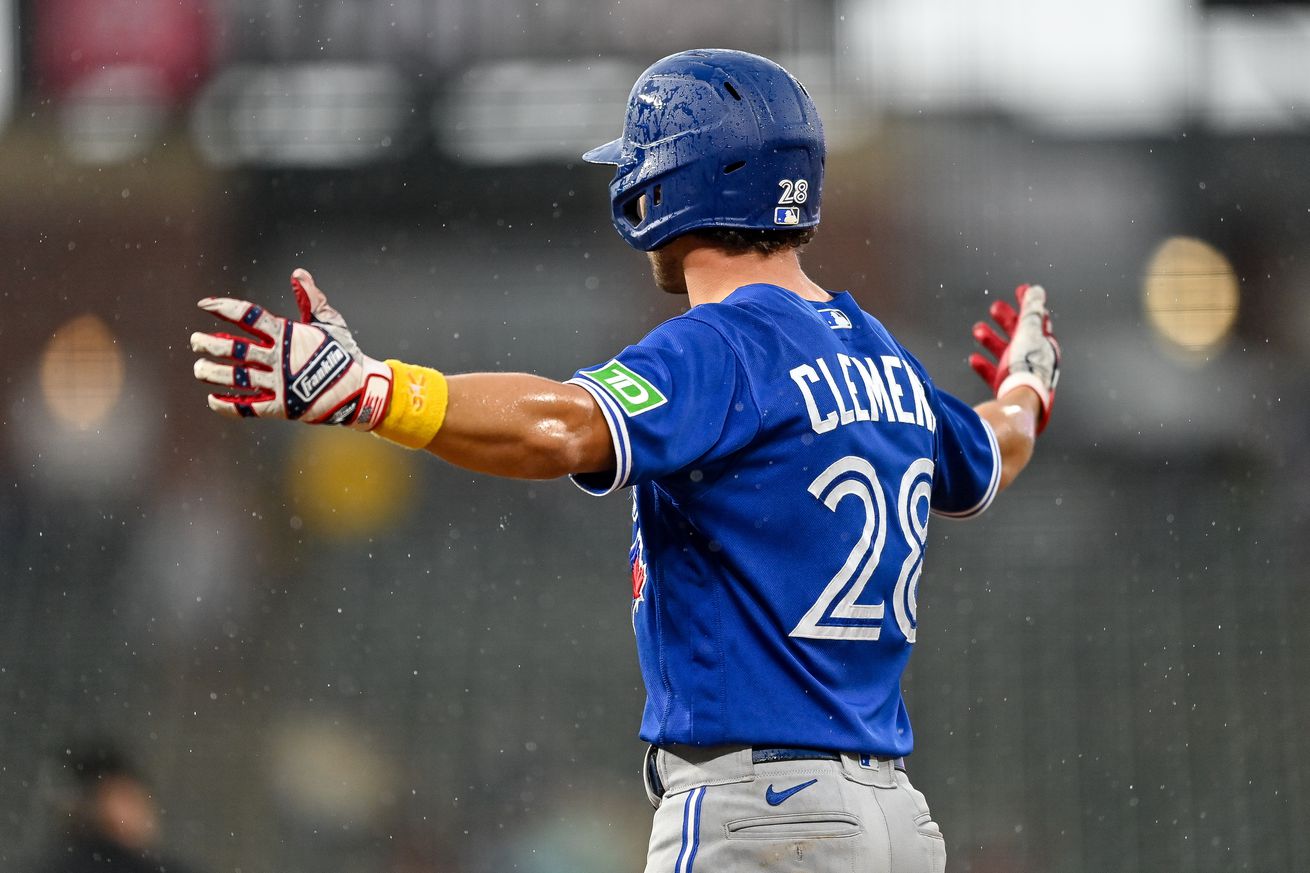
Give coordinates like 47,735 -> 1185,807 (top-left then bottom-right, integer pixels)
191,269 -> 616,481
967,284 -> 1061,492
426,373 -> 614,479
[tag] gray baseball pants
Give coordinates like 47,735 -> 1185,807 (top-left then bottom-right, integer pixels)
642,745 -> 947,873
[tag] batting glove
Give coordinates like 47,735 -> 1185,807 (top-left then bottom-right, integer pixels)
969,283 -> 1061,433
191,269 -> 393,428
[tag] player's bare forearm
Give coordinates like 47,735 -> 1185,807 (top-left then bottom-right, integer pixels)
422,373 -> 616,480
975,388 -> 1040,492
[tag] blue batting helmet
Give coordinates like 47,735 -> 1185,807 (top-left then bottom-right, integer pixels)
583,49 -> 825,251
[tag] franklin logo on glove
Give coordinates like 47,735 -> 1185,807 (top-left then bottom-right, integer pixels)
290,342 -> 350,403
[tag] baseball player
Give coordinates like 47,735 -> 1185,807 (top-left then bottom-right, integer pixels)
191,49 -> 1059,873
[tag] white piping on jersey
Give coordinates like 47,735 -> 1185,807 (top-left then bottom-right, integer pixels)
931,417 -> 1001,520
566,375 -> 633,495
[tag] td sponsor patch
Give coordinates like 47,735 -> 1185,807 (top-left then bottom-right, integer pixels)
583,360 -> 667,416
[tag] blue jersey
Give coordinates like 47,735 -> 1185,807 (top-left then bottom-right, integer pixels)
568,284 -> 999,756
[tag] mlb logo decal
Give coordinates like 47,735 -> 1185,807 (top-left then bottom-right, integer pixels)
818,307 -> 853,330
774,206 -> 800,225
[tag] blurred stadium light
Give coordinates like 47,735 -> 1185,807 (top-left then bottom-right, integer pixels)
840,0 -> 1310,134
286,427 -> 419,538
1205,8 -> 1310,131
11,330 -> 156,498
437,60 -> 638,165
841,0 -> 1190,133
39,314 -> 125,430
267,717 -> 399,834
34,0 -> 215,162
191,64 -> 418,167
1143,237 -> 1240,360
218,0 -> 834,70
32,0 -> 213,99
57,66 -> 172,164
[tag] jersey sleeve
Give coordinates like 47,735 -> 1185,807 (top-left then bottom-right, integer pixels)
566,316 -> 760,496
929,387 -> 1001,519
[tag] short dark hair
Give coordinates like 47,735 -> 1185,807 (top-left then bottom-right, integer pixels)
694,225 -> 817,256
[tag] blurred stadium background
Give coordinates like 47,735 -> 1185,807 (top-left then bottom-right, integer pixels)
1,1 -> 1308,871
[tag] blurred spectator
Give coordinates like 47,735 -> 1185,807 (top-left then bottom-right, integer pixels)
32,742 -> 205,873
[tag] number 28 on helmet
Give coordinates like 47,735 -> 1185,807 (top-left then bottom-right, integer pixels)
583,48 -> 826,251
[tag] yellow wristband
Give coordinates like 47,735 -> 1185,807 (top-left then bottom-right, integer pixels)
373,361 -> 448,449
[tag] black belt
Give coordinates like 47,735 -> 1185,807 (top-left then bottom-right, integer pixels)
646,745 -> 904,798
751,746 -> 840,764
752,747 -> 906,770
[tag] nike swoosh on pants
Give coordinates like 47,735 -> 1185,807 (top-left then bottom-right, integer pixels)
765,778 -> 819,806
